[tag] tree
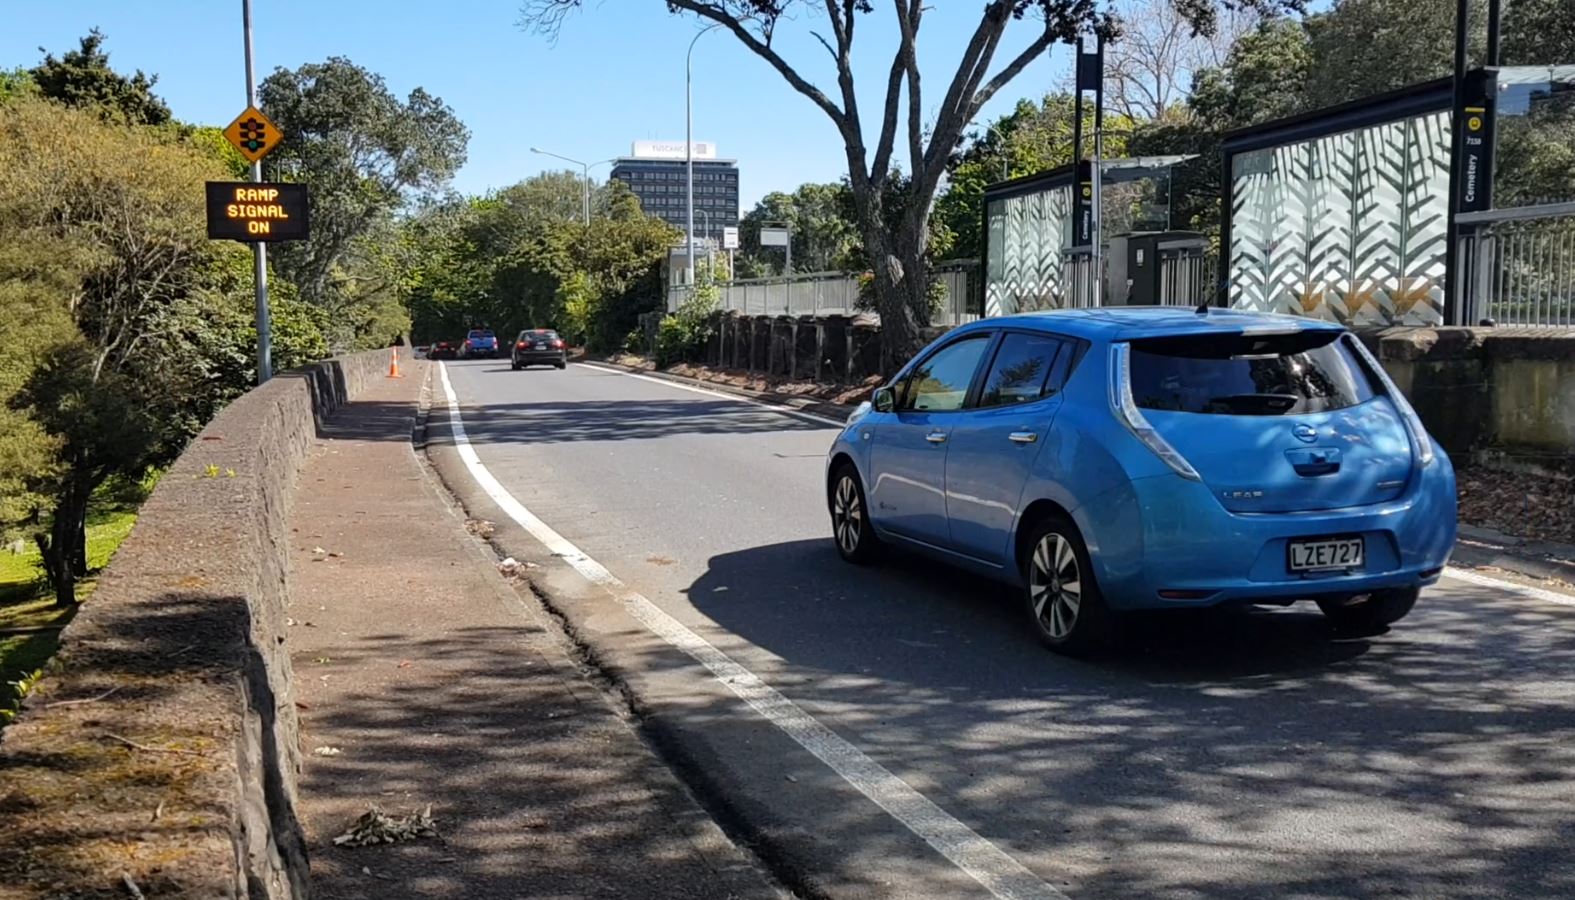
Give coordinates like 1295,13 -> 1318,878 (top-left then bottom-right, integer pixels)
1187,16 -> 1311,129
934,94 -> 1131,262
0,98 -> 233,604
1104,0 -> 1256,122
737,182 -> 860,276
400,175 -> 677,352
29,29 -> 171,125
1301,0 -> 1483,110
1502,0 -> 1575,66
260,58 -> 469,330
523,0 -> 1298,368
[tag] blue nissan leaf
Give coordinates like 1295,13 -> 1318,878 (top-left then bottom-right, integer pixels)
825,308 -> 1457,654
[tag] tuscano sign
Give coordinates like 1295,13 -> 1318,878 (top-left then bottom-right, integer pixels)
205,181 -> 310,242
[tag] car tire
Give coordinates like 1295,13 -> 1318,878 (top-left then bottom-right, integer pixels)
1021,515 -> 1111,656
555,361 -> 567,370
1317,587 -> 1418,632
511,361 -> 521,371
829,464 -> 880,564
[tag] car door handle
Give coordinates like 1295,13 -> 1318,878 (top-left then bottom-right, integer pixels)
926,432 -> 948,444
1008,431 -> 1038,444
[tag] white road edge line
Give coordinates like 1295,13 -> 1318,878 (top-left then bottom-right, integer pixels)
437,362 -> 1067,900
574,360 -> 850,428
1442,566 -> 1575,608
579,363 -> 1575,612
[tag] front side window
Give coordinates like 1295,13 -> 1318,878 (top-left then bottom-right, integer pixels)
978,333 -> 1064,407
1129,330 -> 1376,415
900,336 -> 991,412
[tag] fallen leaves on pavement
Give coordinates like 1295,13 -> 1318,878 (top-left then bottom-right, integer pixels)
333,805 -> 437,847
1457,465 -> 1575,546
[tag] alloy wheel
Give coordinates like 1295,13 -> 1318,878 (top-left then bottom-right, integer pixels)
832,475 -> 862,555
1030,533 -> 1082,639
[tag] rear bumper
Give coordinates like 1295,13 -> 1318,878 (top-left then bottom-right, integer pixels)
514,351 -> 566,365
1078,458 -> 1457,610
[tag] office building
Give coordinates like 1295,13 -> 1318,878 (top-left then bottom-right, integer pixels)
610,141 -> 739,246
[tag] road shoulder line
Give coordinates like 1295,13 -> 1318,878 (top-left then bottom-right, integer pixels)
437,361 -> 1068,900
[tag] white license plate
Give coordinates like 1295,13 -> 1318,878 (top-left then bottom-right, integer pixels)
1288,537 -> 1364,571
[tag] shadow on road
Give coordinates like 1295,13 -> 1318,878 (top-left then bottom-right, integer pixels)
428,398 -> 830,447
680,537 -> 1575,898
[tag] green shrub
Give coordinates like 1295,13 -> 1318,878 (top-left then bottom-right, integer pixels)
654,279 -> 719,366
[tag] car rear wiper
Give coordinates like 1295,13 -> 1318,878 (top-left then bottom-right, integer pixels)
1203,393 -> 1300,415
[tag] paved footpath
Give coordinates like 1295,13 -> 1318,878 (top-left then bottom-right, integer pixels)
286,361 -> 784,900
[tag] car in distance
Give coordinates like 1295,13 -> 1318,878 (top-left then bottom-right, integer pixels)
461,329 -> 500,359
825,307 -> 1456,655
512,329 -> 567,370
427,339 -> 458,360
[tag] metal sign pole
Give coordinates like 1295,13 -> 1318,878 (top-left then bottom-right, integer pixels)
243,0 -> 272,383
1090,34 -> 1105,307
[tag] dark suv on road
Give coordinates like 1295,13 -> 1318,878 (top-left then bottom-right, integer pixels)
512,329 -> 567,370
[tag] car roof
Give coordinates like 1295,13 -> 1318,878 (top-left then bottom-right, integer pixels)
956,307 -> 1345,342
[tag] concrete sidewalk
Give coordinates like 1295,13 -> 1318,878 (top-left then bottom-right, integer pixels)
286,361 -> 784,899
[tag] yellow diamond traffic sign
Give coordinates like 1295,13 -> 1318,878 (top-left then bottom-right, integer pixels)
223,105 -> 280,163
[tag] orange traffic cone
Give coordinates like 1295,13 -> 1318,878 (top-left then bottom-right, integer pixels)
387,346 -> 403,378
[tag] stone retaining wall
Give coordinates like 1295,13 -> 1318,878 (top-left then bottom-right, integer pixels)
1362,327 -> 1575,474
710,314 -> 1574,470
0,349 -> 396,898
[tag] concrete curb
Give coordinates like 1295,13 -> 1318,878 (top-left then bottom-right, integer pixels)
416,381 -> 797,900
1454,524 -> 1575,585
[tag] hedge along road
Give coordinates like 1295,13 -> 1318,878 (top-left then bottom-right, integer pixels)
426,357 -> 1575,900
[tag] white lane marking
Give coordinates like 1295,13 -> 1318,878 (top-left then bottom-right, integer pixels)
437,362 -> 1067,900
1443,566 -> 1575,608
574,360 -> 850,428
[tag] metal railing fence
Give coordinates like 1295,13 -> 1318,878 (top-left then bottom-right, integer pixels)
669,261 -> 979,327
1457,202 -> 1575,327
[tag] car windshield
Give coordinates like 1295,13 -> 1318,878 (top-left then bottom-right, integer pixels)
1129,330 -> 1376,416
469,330 -> 494,339
521,331 -> 558,340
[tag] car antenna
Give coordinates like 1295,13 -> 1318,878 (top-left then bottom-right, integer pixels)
1194,301 -> 1211,315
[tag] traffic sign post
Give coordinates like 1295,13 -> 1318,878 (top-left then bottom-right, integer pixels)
241,0 -> 272,384
223,105 -> 281,163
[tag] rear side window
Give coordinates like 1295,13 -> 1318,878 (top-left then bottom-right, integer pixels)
977,333 -> 1064,408
1129,330 -> 1376,416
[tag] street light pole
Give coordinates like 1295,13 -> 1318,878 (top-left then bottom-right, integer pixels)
531,147 -> 611,226
686,23 -> 720,285
242,0 -> 271,384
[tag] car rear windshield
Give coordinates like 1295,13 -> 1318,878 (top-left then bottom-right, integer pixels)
524,330 -> 558,339
1128,330 -> 1377,416
469,330 -> 494,338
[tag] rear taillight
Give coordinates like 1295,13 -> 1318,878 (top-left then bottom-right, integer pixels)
517,341 -> 527,349
552,339 -> 564,349
1345,335 -> 1434,467
1108,343 -> 1202,481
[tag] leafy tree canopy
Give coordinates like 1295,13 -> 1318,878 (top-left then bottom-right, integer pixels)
29,29 -> 171,125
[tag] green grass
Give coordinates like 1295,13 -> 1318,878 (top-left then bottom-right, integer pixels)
0,507 -> 138,726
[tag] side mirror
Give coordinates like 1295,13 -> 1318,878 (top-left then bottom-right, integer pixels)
873,386 -> 896,413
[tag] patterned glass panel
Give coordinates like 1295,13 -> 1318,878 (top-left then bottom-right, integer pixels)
1228,110 -> 1450,325
983,185 -> 1073,316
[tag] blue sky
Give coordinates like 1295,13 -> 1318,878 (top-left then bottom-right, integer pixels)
4,1 -> 1074,208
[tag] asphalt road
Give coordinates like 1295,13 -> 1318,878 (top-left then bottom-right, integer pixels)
434,357 -> 1575,900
